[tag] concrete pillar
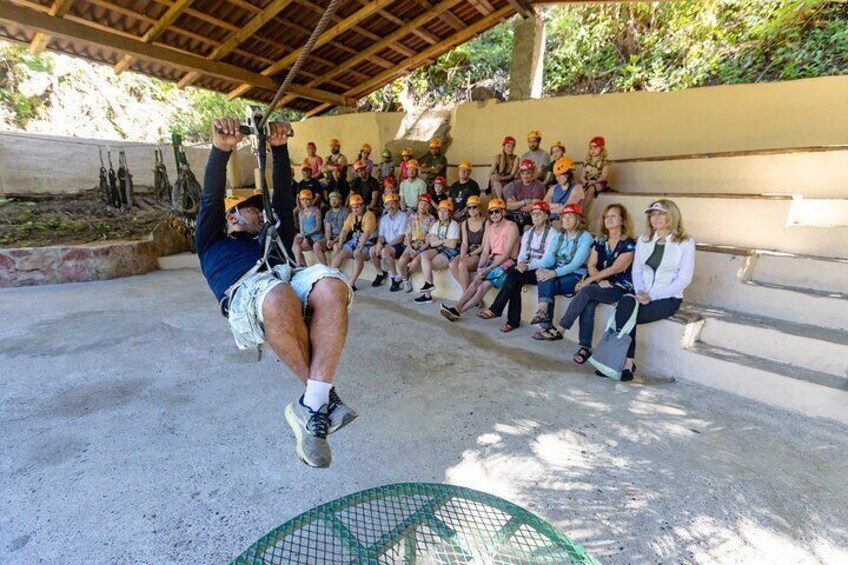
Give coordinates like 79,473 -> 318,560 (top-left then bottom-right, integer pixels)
508,15 -> 545,100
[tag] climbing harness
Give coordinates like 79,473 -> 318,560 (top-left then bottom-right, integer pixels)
98,146 -> 110,205
117,148 -> 135,208
170,134 -> 202,251
106,147 -> 121,208
153,146 -> 172,203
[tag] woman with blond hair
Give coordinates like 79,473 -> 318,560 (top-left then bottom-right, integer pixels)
448,195 -> 487,292
556,203 -> 637,363
610,199 -> 695,381
581,136 -> 611,208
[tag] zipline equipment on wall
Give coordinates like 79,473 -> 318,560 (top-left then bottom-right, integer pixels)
98,146 -> 110,205
117,148 -> 135,208
106,147 -> 121,209
217,0 -> 343,269
153,146 -> 172,204
170,133 -> 201,252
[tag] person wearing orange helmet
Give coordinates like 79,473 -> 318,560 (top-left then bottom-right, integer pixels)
399,159 -> 426,213
439,198 -> 519,321
322,138 -> 348,178
489,136 -> 518,200
396,146 -> 413,183
350,159 -> 381,214
197,118 -> 355,469
331,193 -> 378,291
419,138 -> 447,187
531,203 -> 594,340
313,191 -> 350,266
369,192 -> 408,288
448,160 -> 481,220
544,157 -> 585,229
304,141 -> 323,179
505,159 -> 546,229
326,162 -> 350,204
293,189 -> 323,268
478,201 -> 557,331
448,195 -> 487,292
581,136 -> 611,201
395,194 -> 436,292
357,142 -> 374,177
414,198 -> 461,304
521,129 -> 550,181
297,160 -> 325,209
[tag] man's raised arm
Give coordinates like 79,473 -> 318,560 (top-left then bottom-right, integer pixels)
195,118 -> 243,257
269,122 -> 295,255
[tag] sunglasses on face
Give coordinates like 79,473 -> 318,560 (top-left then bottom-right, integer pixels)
467,206 -> 478,210
489,209 -> 503,215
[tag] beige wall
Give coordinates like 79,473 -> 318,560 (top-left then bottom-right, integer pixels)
288,112 -> 404,167
446,75 -> 848,165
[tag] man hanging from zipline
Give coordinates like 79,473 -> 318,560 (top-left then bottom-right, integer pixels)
196,117 -> 356,469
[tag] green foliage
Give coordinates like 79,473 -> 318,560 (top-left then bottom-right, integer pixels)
0,43 -> 54,127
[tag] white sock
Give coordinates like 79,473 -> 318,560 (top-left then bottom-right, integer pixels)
303,379 -> 332,411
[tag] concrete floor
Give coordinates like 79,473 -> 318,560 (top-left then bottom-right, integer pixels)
1,269 -> 847,564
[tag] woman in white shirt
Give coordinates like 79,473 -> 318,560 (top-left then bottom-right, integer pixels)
415,199 -> 461,304
613,199 -> 695,381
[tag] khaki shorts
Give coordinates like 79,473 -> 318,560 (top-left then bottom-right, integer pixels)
227,264 -> 351,350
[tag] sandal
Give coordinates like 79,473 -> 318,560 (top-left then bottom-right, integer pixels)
530,311 -> 550,325
500,323 -> 519,333
573,346 -> 591,365
477,310 -> 497,320
532,327 -> 563,341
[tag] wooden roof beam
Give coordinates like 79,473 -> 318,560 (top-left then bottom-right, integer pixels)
113,0 -> 195,74
0,2 -> 354,107
505,0 -> 533,18
28,0 -> 76,54
226,0 -> 397,100
358,2 -> 437,49
411,0 -> 464,31
177,0 -> 295,88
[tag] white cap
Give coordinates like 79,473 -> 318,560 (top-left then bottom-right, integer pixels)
643,201 -> 668,214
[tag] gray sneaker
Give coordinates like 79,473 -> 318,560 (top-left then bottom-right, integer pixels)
284,396 -> 332,468
328,388 -> 358,434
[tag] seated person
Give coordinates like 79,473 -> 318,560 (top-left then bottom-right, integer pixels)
381,176 -> 397,198
531,203 -> 594,340
395,194 -> 435,293
304,141 -> 323,179
478,201 -> 557,332
415,199 -> 460,304
545,157 -> 585,229
396,147 -> 413,183
313,191 -> 349,265
489,136 -> 518,199
420,139 -> 447,188
293,189 -> 323,267
326,163 -> 350,203
505,159 -> 546,229
350,159 -> 381,214
581,136 -> 611,202
430,176 -> 450,211
370,193 -> 408,288
609,199 -> 695,381
542,141 -> 566,186
297,160 -> 325,208
323,138 -> 348,179
399,159 -> 426,213
521,130 -> 551,182
448,195 -> 487,292
331,194 -> 377,291
357,143 -> 374,177
557,203 -> 636,365
449,160 -> 481,221
439,198 -> 519,321
377,149 -> 395,183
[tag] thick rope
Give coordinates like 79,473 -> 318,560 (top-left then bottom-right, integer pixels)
259,0 -> 345,128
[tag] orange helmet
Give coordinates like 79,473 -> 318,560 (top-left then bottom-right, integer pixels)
466,195 -> 481,207
401,147 -> 413,157
329,138 -> 340,146
429,139 -> 442,149
352,159 -> 367,171
406,159 -> 420,169
527,129 -> 542,141
361,143 -> 371,153
487,198 -> 506,211
553,157 -> 575,175
550,140 -> 566,152
458,159 -> 472,170
300,160 -> 312,171
298,189 -> 313,200
383,192 -> 399,203
349,194 -> 364,206
438,199 -> 454,211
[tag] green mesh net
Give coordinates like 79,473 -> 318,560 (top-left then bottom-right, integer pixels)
233,482 -> 599,564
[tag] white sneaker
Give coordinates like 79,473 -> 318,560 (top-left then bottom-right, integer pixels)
403,278 -> 412,293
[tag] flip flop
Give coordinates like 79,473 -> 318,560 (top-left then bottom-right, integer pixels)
477,310 -> 497,320
500,323 -> 519,333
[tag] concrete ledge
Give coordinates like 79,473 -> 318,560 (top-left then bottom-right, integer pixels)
0,240 -> 159,288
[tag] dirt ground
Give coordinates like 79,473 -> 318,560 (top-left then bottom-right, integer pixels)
0,190 -> 178,248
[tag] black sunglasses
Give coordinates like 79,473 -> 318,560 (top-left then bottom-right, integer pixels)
489,209 -> 503,214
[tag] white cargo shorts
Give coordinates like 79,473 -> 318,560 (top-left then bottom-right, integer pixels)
227,264 -> 351,350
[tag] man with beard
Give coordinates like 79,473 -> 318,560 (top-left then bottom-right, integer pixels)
449,159 -> 481,220
505,159 -> 546,229
521,130 -> 550,182
323,138 -> 348,179
350,159 -> 381,215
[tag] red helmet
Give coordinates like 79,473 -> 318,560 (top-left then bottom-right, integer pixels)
561,203 -> 583,216
531,201 -> 550,213
418,193 -> 433,204
519,159 -> 536,172
589,136 -> 605,148
382,176 -> 396,187
502,136 -> 516,146
434,176 -> 446,185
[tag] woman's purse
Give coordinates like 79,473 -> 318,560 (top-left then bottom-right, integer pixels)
588,299 -> 639,380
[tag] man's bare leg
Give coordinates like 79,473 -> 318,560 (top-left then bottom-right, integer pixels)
312,241 -> 327,265
262,285 -> 310,383
349,253 -> 366,288
306,278 -> 349,384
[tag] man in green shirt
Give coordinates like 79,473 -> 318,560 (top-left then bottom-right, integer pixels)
399,160 -> 427,212
420,138 -> 447,188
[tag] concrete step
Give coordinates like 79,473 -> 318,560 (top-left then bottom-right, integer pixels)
593,193 -> 848,260
688,304 -> 848,378
687,249 -> 848,331
157,252 -> 200,270
751,252 -> 848,294
682,343 -> 848,425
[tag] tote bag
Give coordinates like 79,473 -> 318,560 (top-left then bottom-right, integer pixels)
588,301 -> 639,380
